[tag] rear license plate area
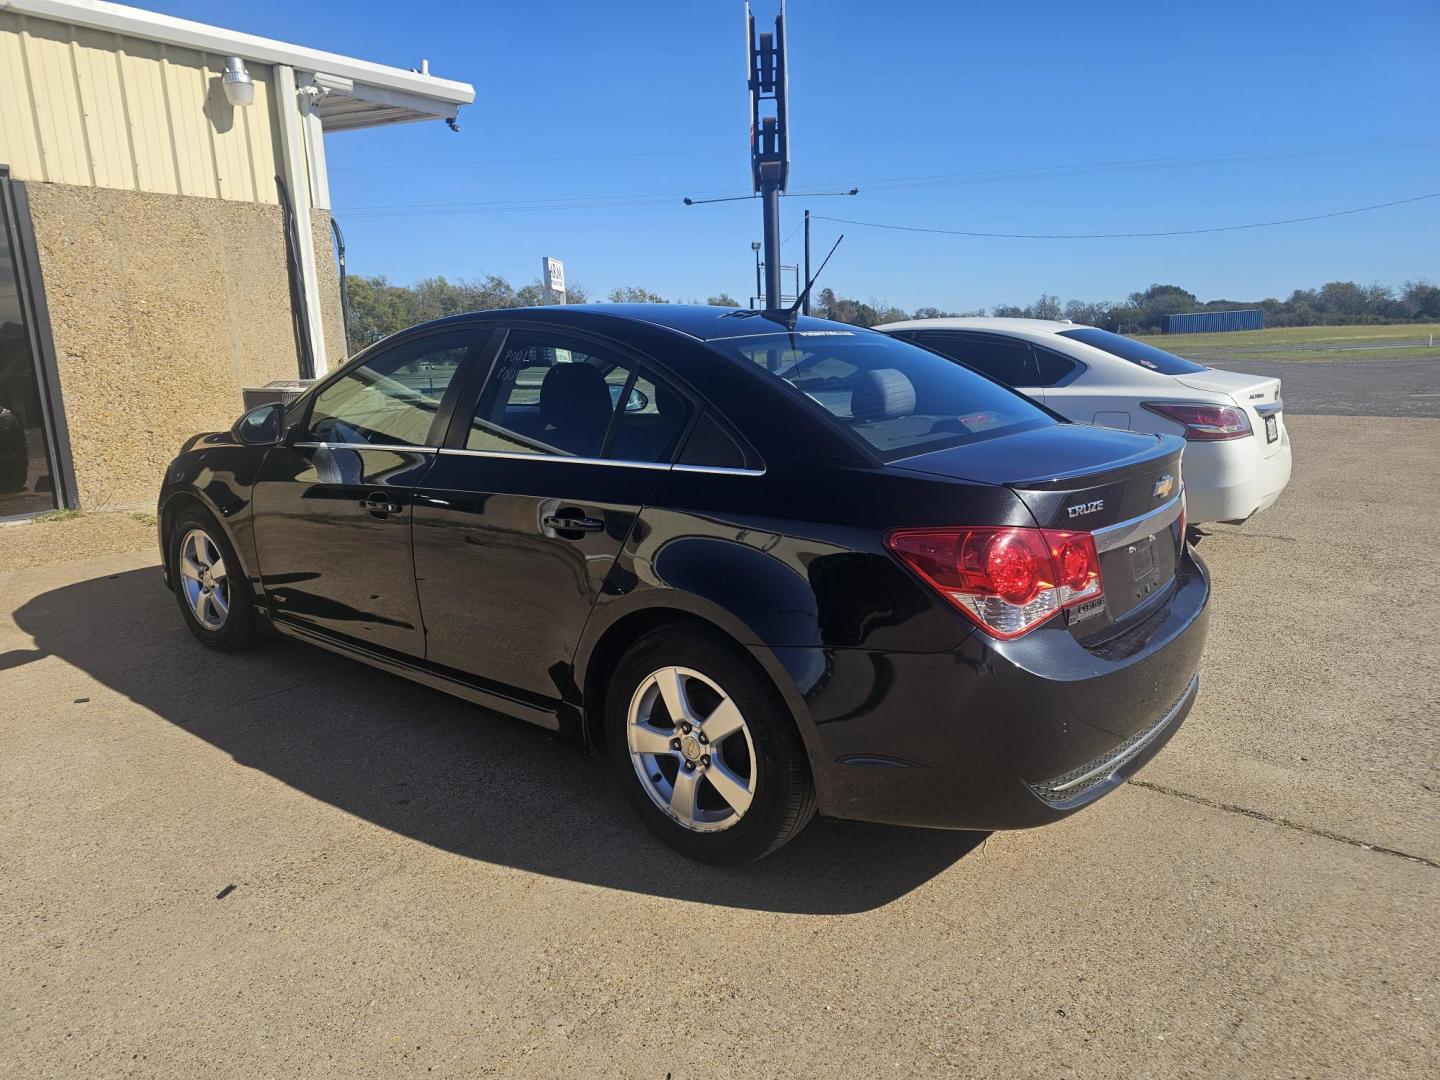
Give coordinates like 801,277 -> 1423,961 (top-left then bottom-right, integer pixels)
1265,414 -> 1279,442
1129,536 -> 1157,584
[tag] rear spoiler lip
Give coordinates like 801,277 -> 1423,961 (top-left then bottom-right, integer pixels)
891,429 -> 1183,490
999,433 -> 1185,491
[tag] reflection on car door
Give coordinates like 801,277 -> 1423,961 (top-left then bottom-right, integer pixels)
250,329 -> 485,656
411,329 -> 695,715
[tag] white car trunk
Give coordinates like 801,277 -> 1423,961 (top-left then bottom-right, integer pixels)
1174,368 -> 1285,458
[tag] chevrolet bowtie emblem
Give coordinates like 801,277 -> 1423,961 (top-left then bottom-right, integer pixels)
1153,474 -> 1175,499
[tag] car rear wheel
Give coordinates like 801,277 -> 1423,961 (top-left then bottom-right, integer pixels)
168,506 -> 258,650
606,626 -> 816,864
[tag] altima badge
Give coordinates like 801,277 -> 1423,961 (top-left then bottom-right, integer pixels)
1153,474 -> 1174,499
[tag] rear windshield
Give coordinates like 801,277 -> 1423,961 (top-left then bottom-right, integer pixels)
1058,327 -> 1207,375
706,329 -> 1054,461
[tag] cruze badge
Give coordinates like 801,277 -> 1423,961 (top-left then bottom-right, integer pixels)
1153,474 -> 1175,499
1067,499 -> 1105,519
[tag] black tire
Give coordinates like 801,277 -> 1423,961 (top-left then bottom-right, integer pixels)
167,505 -> 259,651
605,625 -> 816,865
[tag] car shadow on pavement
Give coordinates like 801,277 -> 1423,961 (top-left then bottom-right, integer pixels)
14,567 -> 987,914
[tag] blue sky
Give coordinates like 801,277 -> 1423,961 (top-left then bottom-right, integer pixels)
156,0 -> 1438,310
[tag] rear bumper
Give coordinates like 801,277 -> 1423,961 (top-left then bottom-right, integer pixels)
1183,428 -> 1292,524
766,549 -> 1211,830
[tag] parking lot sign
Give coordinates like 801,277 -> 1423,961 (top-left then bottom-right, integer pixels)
542,257 -> 566,305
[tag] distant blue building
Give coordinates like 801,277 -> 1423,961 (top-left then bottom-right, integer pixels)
1164,309 -> 1265,334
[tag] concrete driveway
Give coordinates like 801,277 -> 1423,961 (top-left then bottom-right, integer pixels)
2,414 -> 1436,1078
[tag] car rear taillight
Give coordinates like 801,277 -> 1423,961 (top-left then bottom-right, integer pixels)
1142,401 -> 1252,441
885,526 -> 1103,639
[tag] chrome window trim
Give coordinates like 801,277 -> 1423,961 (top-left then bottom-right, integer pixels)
672,463 -> 767,477
290,441 -> 436,453
1091,492 -> 1184,554
287,442 -> 768,476
436,448 -> 671,471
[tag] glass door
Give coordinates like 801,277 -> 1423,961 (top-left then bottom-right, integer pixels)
0,170 -> 62,519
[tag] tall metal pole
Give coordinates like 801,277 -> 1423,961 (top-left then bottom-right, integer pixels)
762,182 -> 782,308
748,3 -> 789,309
802,208 -> 811,314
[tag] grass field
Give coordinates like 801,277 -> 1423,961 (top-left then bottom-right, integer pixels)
1134,322 -> 1440,362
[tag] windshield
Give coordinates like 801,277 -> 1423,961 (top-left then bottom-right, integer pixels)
707,329 -> 1054,460
1058,327 -> 1208,375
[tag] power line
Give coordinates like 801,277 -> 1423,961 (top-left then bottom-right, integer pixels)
328,133 -> 1437,176
812,192 -> 1440,240
333,136 -> 1440,219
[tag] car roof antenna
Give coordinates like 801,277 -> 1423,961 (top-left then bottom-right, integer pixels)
767,234 -> 843,331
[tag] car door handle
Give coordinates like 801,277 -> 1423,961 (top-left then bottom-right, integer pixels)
360,492 -> 402,517
543,514 -> 605,533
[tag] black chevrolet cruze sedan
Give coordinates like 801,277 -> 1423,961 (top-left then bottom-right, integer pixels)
158,304 -> 1209,864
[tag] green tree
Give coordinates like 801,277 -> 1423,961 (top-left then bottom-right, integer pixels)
515,279 -> 590,306
346,274 -> 425,346
608,286 -> 668,304
1317,281 -> 1371,322
706,292 -> 741,307
1031,294 -> 1062,321
1063,299 -> 1112,327
1125,284 -> 1199,333
910,305 -> 982,320
1400,280 -> 1440,320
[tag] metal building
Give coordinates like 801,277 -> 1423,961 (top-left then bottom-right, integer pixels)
1163,309 -> 1265,334
0,0 -> 473,517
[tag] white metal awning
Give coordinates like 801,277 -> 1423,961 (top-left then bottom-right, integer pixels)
0,0 -> 475,130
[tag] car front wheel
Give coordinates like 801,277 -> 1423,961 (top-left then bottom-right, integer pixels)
606,627 -> 816,865
168,506 -> 258,650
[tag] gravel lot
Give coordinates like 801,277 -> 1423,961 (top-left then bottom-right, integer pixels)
2,409 -> 1437,1078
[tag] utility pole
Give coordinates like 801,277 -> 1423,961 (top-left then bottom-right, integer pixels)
747,2 -> 789,310
802,209 -> 811,314
752,241 -> 763,307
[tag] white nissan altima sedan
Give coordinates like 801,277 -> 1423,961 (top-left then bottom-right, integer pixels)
875,318 -> 1292,525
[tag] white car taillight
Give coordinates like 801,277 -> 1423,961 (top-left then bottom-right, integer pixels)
1141,401 -> 1252,441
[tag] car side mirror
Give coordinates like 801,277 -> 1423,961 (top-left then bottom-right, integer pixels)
233,402 -> 285,446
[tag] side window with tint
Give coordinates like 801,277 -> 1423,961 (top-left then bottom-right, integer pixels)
307,333 -> 475,446
1032,346 -> 1080,387
608,369 -> 694,463
466,334 -> 626,458
678,411 -> 748,469
922,333 -> 1038,388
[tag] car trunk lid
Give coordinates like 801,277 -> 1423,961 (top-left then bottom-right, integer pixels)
1172,367 -> 1285,457
893,425 -> 1187,638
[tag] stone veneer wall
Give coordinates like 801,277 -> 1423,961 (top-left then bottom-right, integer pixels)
310,208 -> 350,365
25,182 -> 345,508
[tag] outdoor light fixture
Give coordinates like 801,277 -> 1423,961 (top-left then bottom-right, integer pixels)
221,56 -> 254,107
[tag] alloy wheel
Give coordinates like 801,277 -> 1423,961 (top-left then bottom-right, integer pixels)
178,527 -> 230,631
626,666 -> 757,833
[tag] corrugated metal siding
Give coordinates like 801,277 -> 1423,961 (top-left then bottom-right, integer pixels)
1163,309 -> 1265,334
0,12 -> 282,204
